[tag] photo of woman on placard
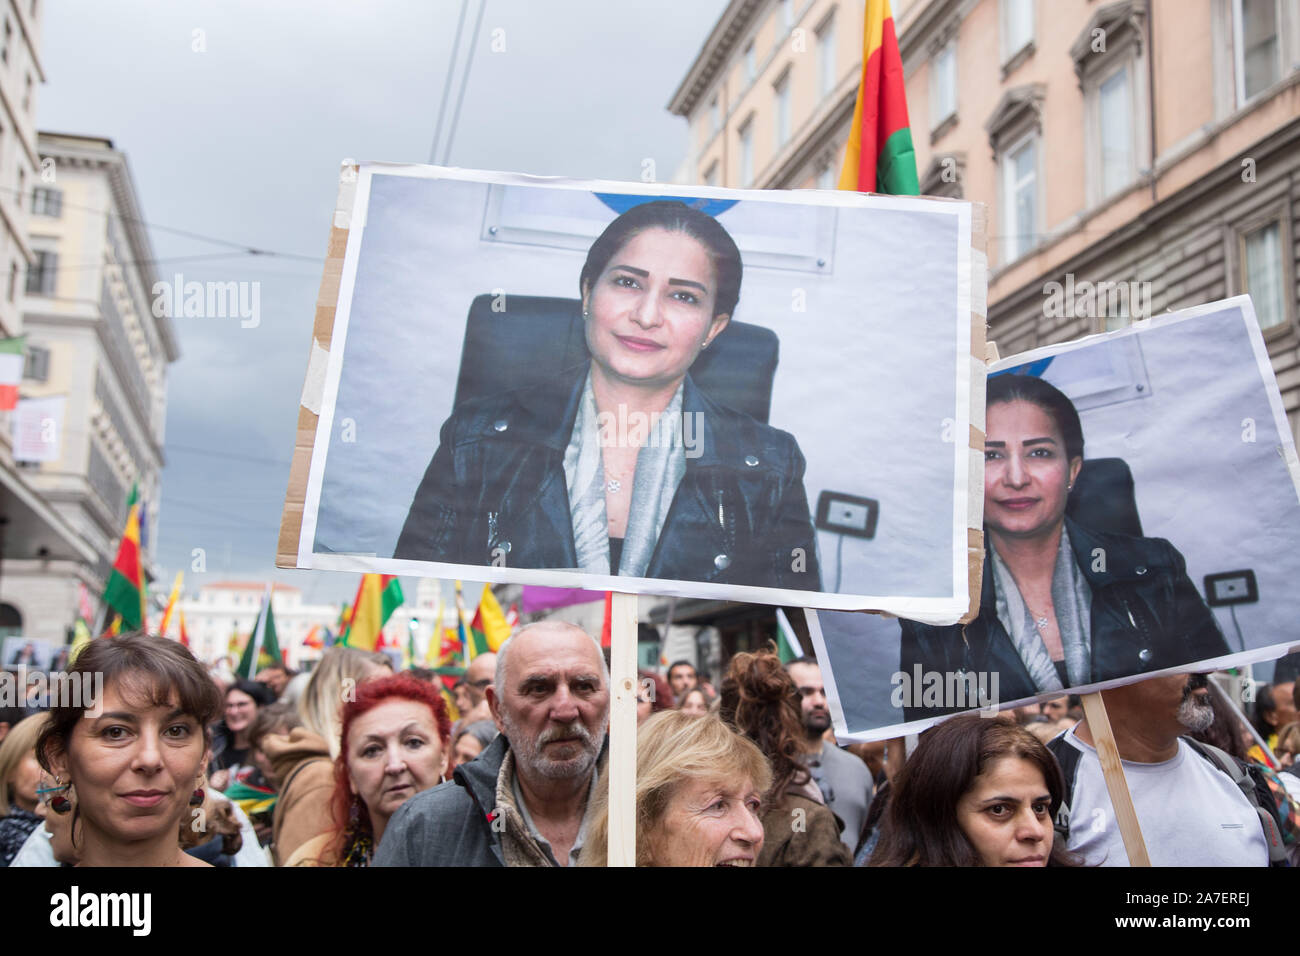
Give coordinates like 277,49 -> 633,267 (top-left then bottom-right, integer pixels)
394,199 -> 821,591
899,374 -> 1228,720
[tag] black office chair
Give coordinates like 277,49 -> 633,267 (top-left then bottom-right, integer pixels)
1066,457 -> 1143,537
452,294 -> 780,423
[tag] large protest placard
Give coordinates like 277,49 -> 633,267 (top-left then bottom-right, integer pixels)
811,297 -> 1300,740
279,163 -> 984,622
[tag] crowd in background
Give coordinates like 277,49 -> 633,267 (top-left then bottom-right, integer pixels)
0,627 -> 1297,867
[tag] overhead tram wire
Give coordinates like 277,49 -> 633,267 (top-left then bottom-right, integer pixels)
429,0 -> 471,165
440,0 -> 488,166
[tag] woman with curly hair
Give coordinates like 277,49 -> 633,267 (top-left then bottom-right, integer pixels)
718,646 -> 850,866
285,673 -> 451,866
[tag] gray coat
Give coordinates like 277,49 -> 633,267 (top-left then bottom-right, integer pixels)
373,733 -> 510,867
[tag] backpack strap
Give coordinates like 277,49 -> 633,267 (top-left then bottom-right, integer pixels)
1046,733 -> 1083,848
1183,737 -> 1288,866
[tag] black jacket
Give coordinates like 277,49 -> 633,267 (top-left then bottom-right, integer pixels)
899,517 -> 1229,721
394,366 -> 822,591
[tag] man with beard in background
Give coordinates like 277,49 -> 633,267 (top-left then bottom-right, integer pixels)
1048,673 -> 1292,866
786,657 -> 873,850
375,622 -> 609,867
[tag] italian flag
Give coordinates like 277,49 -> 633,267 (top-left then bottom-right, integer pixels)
838,0 -> 919,195
341,574 -> 403,651
0,336 -> 24,411
102,501 -> 146,632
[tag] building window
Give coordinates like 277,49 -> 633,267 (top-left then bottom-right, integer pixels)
1234,0 -> 1281,103
1072,4 -> 1148,205
816,14 -> 836,97
744,42 -> 756,84
26,250 -> 57,295
32,187 -> 60,216
817,163 -> 837,190
930,39 -> 957,131
1001,134 -> 1038,263
773,71 -> 791,148
709,96 -> 720,134
23,344 -> 49,382
1097,64 -> 1134,198
780,0 -> 794,31
704,161 -> 719,186
1000,0 -> 1034,68
1,18 -> 10,66
15,168 -> 23,209
1243,219 -> 1286,329
22,73 -> 30,113
8,260 -> 16,302
739,118 -> 755,186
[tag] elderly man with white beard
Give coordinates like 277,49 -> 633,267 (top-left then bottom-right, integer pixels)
375,621 -> 610,867
1047,672 -> 1293,866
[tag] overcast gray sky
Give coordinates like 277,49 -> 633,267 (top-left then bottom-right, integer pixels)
39,0 -> 728,607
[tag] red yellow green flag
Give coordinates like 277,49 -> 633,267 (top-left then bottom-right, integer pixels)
341,574 -> 404,651
102,502 -> 146,631
178,609 -> 191,649
159,571 -> 183,638
838,0 -> 918,195
470,584 -> 512,652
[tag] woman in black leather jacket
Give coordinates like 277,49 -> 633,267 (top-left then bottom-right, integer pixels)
898,374 -> 1227,721
395,200 -> 821,592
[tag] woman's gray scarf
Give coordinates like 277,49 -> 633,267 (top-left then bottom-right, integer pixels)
563,373 -> 686,577
989,525 -> 1092,693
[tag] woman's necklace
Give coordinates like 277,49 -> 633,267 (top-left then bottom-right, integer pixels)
1027,604 -> 1051,633
604,461 -> 634,494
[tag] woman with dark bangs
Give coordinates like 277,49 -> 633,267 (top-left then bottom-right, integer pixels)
868,714 -> 1078,867
285,673 -> 451,866
35,632 -> 222,867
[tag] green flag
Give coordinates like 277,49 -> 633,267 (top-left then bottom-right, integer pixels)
238,587 -> 282,679
774,608 -> 802,664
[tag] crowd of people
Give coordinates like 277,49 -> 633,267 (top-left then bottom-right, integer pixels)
0,625 -> 1296,867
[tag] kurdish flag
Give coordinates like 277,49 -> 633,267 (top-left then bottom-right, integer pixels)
454,580 -> 488,661
158,571 -> 183,639
342,574 -> 403,651
470,584 -> 512,652
774,607 -> 803,664
102,500 -> 146,632
0,336 -> 24,411
178,609 -> 191,649
838,0 -> 918,195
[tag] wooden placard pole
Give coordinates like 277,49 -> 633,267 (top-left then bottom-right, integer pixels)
606,591 -> 638,866
1078,691 -> 1150,866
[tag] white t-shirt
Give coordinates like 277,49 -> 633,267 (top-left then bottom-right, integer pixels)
1058,727 -> 1269,867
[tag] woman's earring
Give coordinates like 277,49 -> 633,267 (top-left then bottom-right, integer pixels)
45,776 -> 72,815
701,339 -> 710,350
189,787 -> 205,807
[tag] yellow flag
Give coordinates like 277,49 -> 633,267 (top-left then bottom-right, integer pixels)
159,571 -> 183,638
476,584 -> 512,651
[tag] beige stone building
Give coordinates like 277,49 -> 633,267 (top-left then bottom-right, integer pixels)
3,133 -> 177,645
671,0 -> 1300,435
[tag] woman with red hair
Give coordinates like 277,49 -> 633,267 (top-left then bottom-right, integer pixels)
285,674 -> 450,866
